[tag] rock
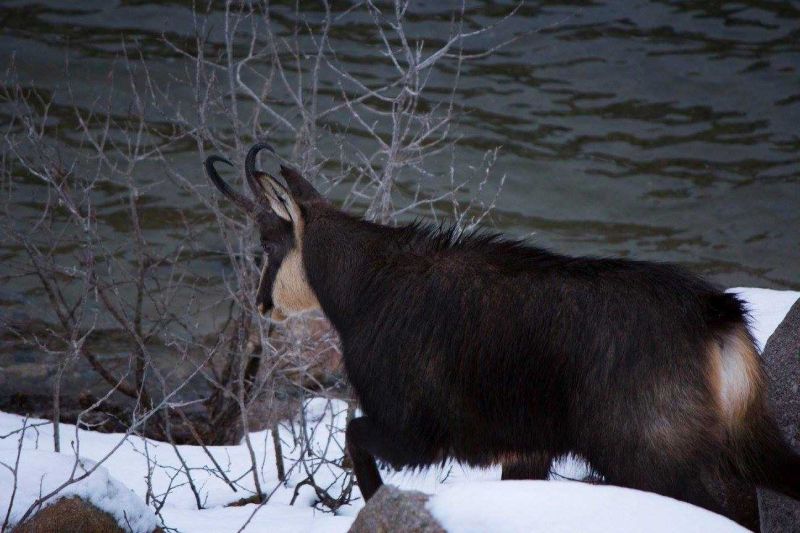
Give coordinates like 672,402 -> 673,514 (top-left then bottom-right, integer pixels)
710,476 -> 759,531
247,311 -> 343,389
1,449 -> 158,533
12,497 -> 151,533
278,312 -> 343,387
349,485 -> 446,533
758,297 -> 800,533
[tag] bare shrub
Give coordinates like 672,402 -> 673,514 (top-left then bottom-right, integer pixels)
0,0 -> 513,522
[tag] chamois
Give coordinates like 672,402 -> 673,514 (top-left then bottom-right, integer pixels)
205,144 -> 800,515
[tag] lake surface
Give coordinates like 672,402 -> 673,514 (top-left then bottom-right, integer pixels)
1,1 -> 799,398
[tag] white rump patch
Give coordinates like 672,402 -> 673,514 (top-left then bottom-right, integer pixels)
715,329 -> 760,422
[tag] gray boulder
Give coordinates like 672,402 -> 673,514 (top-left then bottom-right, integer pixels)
349,485 -> 446,533
759,297 -> 800,533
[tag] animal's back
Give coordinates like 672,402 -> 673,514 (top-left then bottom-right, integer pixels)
347,241 -> 736,458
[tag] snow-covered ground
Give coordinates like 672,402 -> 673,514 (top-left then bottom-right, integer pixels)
428,481 -> 748,533
0,448 -> 158,532
0,287 -> 796,532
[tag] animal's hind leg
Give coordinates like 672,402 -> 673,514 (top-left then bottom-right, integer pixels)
501,451 -> 553,480
599,451 -> 724,516
676,475 -> 726,516
346,417 -> 424,501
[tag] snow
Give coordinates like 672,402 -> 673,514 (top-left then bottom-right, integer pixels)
0,401 -> 354,533
427,481 -> 747,533
727,287 -> 800,351
0,287 -> 796,532
0,448 -> 157,533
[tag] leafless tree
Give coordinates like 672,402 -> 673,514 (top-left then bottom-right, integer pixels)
0,0 -> 515,526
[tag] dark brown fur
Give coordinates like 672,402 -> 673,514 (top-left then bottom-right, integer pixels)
205,144 -> 800,517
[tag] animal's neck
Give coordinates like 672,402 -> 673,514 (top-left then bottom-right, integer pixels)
301,212 -> 386,336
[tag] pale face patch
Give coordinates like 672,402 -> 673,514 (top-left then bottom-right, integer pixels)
255,171 -> 319,317
271,248 -> 320,316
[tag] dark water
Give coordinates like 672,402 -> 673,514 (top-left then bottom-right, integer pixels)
1,1 -> 799,396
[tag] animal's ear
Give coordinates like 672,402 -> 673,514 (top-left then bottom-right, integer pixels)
254,171 -> 302,225
279,164 -> 322,203
245,142 -> 322,207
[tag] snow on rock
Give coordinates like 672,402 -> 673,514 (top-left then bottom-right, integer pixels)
427,481 -> 747,533
350,485 -> 444,533
728,287 -> 800,351
0,447 -> 157,533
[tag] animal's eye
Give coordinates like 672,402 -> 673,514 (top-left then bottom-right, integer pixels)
262,242 -> 276,256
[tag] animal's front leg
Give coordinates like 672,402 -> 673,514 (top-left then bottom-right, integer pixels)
345,417 -> 396,501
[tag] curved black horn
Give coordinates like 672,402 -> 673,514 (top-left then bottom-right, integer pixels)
204,155 -> 257,214
244,142 -> 277,196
